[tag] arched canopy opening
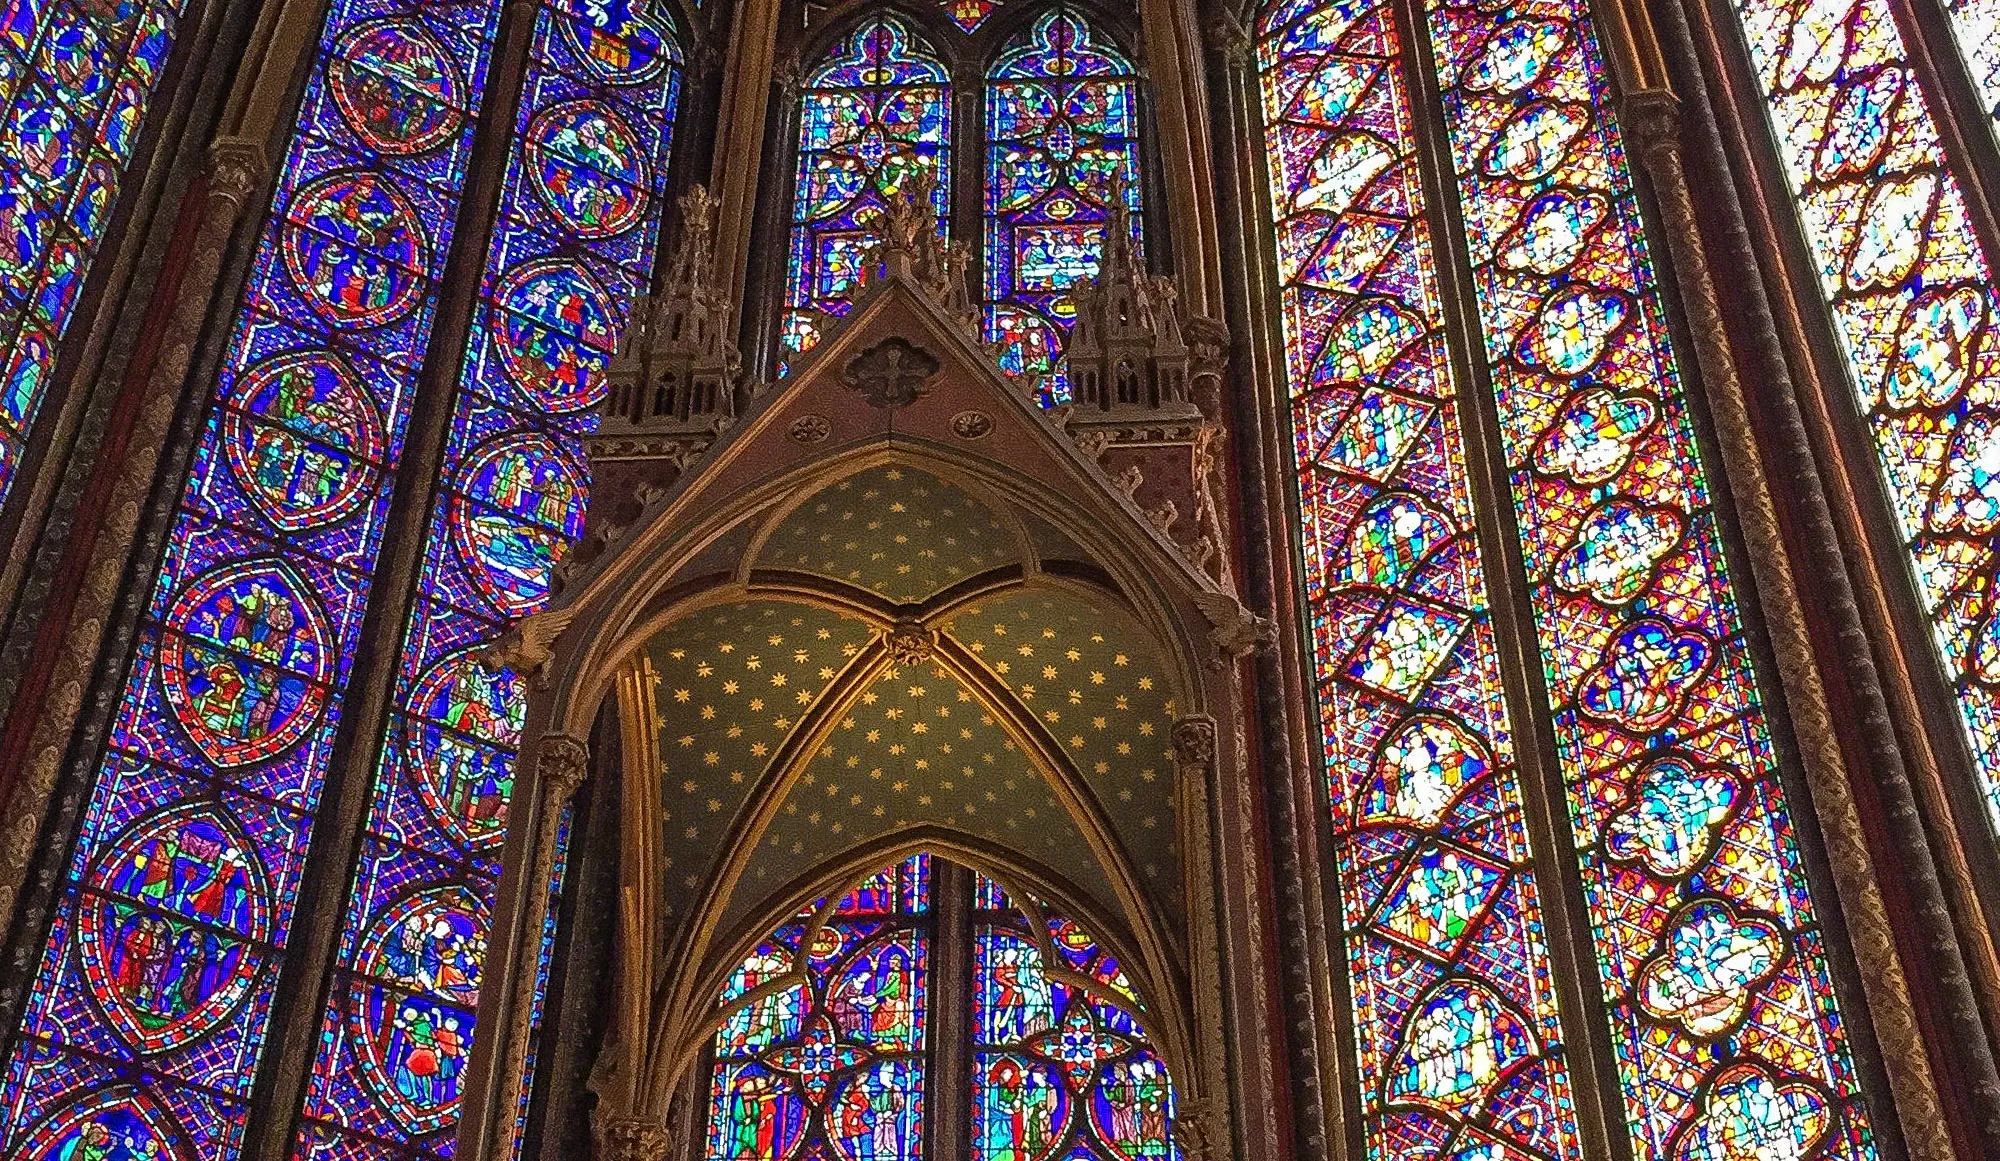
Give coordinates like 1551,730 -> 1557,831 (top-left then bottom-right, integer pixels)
704,853 -> 1179,1161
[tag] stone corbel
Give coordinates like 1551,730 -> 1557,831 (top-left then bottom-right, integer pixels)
1191,592 -> 1275,664
594,1114 -> 673,1161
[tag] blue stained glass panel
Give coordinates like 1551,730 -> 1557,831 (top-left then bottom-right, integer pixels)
0,0 -> 189,506
782,14 -> 949,356
982,9 -> 1138,406
291,0 -> 682,1155
0,0 -> 504,1151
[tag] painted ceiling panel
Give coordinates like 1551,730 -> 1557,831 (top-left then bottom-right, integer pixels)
756,466 -> 1021,603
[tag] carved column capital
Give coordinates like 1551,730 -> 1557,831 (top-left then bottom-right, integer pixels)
204,136 -> 267,212
595,1115 -> 673,1161
538,734 -> 590,801
1205,12 -> 1252,70
1618,88 -> 1683,165
1172,715 -> 1218,773
1169,1095 -> 1224,1161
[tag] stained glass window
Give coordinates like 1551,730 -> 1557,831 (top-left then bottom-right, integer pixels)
982,10 -> 1139,405
1252,0 -> 1585,1153
707,858 -> 1177,1161
0,0 -> 683,1153
710,857 -> 933,1161
1257,0 -> 1877,1155
294,0 -> 682,1155
1942,0 -> 2000,136
783,14 -> 949,354
0,0 -> 186,504
971,877 -> 1171,1161
1731,0 -> 2000,848
0,0 -> 505,1149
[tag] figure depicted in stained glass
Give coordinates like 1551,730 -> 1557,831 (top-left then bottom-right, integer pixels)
970,877 -> 1173,1161
291,0 -> 684,1146
983,10 -> 1138,403
710,857 -> 931,1161
1252,0 -> 1587,1152
707,860 -> 1178,1161
783,15 -> 950,353
0,0 -> 196,506
1416,0 -> 1876,1154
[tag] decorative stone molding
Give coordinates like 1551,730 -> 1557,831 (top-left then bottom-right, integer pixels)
1171,715 -> 1217,773
538,733 -> 591,801
206,136 -> 267,209
885,620 -> 936,667
843,337 -> 940,409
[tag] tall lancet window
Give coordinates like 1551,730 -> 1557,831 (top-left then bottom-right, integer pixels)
0,0 -> 688,1155
982,9 -> 1140,405
1724,0 -> 2000,848
0,0 -> 188,504
782,14 -> 951,354
1258,0 -> 1874,1158
775,1 -> 1147,405
705,856 -> 1176,1161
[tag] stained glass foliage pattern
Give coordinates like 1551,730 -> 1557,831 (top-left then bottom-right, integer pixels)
0,0 -> 501,1150
784,15 -> 948,354
1252,0 -> 1585,1154
1426,2 -> 1874,1157
0,0 -> 184,504
1735,0 -> 2000,837
709,857 -> 933,1161
970,877 -> 1174,1161
982,10 -> 1139,405
293,1 -> 681,1157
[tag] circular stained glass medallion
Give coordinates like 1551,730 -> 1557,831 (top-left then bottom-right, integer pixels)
40,19 -> 108,97
404,647 -> 524,848
282,172 -> 428,328
451,432 -> 586,617
7,102 -> 78,185
330,19 -> 465,156
491,258 -> 619,411
14,1090 -> 186,1161
560,0 -> 675,84
347,886 -> 488,1134
223,350 -> 386,533
526,99 -> 649,239
158,558 -> 333,767
76,803 -> 272,1053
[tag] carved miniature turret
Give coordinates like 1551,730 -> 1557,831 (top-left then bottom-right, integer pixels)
1065,175 -> 1205,425
593,185 -> 743,455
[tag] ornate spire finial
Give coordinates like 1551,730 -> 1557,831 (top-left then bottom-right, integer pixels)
593,182 -> 741,453
855,163 -> 978,333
